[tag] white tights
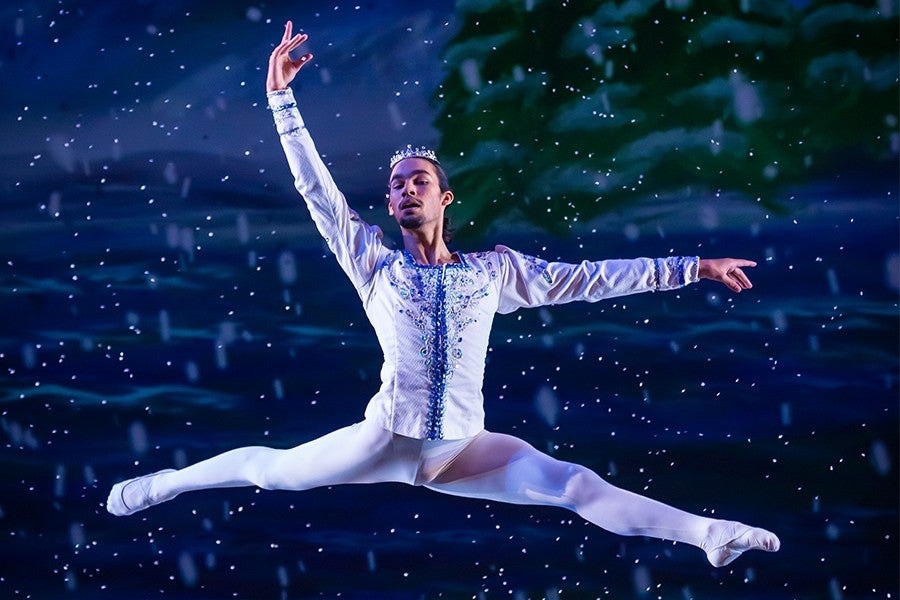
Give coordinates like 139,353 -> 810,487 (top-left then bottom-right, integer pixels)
113,419 -> 779,566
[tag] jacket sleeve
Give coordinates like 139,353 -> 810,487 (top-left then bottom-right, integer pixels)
268,88 -> 385,292
494,245 -> 699,314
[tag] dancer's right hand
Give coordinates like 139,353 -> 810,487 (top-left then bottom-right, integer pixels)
266,20 -> 313,92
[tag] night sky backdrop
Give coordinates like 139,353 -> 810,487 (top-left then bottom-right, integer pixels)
1,1 -> 898,599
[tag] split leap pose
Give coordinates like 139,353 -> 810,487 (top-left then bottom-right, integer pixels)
108,22 -> 780,569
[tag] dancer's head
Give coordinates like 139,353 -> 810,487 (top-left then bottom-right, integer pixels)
387,146 -> 453,244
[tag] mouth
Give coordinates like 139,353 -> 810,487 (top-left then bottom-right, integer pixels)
399,200 -> 421,210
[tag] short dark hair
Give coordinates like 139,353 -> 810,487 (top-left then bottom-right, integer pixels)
423,158 -> 450,194
423,158 -> 453,245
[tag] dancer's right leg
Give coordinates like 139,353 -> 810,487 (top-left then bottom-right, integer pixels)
107,420 -> 418,516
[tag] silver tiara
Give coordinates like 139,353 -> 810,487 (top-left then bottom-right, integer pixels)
389,144 -> 440,168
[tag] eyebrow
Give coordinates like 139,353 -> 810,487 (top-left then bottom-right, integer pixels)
389,169 -> 431,183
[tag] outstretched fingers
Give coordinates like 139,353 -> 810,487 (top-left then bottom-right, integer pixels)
284,34 -> 308,56
274,22 -> 308,59
729,266 -> 753,291
725,259 -> 756,292
267,21 -> 313,92
699,258 -> 757,293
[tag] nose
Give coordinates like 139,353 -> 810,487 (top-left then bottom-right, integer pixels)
402,182 -> 416,197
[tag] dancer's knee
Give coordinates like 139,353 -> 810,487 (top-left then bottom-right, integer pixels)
235,446 -> 284,490
521,461 -> 598,510
561,465 -> 611,510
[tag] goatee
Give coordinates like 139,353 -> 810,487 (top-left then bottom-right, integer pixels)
399,214 -> 425,230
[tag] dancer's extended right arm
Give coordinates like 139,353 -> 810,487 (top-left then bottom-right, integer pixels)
266,22 -> 385,292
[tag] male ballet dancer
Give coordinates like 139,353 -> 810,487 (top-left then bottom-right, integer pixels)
108,22 -> 780,568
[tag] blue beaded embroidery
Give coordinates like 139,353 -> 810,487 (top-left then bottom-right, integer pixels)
268,91 -> 303,136
652,258 -> 662,290
677,256 -> 689,287
390,250 -> 490,439
521,252 -> 553,285
651,257 -> 690,290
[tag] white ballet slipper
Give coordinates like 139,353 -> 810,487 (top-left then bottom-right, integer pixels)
703,521 -> 780,567
106,469 -> 176,516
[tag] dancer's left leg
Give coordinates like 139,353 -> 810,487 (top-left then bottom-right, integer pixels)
423,431 -> 779,567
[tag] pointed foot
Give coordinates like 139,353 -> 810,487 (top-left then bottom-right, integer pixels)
704,521 -> 780,567
107,469 -> 176,516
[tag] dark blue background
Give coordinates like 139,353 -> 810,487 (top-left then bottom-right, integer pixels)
1,1 -> 897,598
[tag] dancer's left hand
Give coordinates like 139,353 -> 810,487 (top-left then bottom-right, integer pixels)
699,258 -> 756,293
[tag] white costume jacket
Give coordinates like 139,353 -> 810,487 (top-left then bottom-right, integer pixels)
268,88 -> 700,440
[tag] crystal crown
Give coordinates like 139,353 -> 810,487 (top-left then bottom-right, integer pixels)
390,144 -> 440,168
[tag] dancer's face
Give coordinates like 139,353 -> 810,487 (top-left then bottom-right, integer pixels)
387,158 -> 453,232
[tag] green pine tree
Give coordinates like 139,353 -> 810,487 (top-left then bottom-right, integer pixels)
434,0 -> 898,238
